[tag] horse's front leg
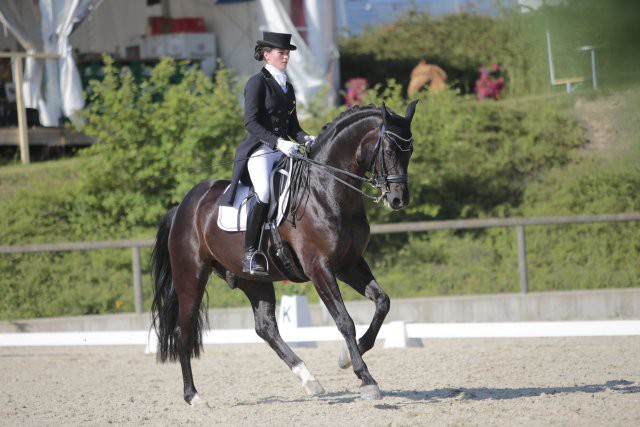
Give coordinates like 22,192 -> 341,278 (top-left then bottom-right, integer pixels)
336,257 -> 390,369
236,279 -> 325,397
310,260 -> 382,400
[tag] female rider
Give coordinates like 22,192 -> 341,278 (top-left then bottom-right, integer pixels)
219,31 -> 315,276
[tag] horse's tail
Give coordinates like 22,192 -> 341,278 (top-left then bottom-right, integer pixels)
150,205 -> 179,363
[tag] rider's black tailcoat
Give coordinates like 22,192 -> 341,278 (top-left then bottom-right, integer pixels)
219,67 -> 308,206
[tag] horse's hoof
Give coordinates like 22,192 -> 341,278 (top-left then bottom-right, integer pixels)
189,394 -> 210,408
303,380 -> 326,396
337,346 -> 352,369
360,384 -> 382,400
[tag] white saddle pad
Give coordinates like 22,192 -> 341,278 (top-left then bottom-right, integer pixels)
217,158 -> 293,232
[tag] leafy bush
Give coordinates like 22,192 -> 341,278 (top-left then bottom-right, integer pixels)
359,154 -> 640,298
0,58 -> 247,319
0,160 -> 149,318
75,56 -> 244,234
339,1 -> 640,99
0,58 -> 635,319
340,13 -> 513,95
518,155 -> 640,291
362,83 -> 584,224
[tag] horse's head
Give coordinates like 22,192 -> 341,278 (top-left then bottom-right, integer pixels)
371,100 -> 418,210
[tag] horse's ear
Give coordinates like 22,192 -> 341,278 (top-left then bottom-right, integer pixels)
405,100 -> 419,122
381,101 -> 390,126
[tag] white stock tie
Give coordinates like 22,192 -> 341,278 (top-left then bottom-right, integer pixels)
277,74 -> 287,92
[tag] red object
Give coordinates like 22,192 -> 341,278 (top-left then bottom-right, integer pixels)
149,17 -> 172,35
290,0 -> 307,43
171,18 -> 206,33
148,17 -> 206,35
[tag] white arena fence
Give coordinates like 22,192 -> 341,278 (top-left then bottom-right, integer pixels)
1,214 -> 639,350
1,320 -> 639,351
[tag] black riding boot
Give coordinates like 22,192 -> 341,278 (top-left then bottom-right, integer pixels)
243,197 -> 269,276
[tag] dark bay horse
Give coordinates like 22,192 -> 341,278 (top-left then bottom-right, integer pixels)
151,100 -> 418,406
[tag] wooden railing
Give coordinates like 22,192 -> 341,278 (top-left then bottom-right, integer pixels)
1,213 -> 639,314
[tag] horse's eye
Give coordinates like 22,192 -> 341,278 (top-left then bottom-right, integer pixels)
384,149 -> 394,156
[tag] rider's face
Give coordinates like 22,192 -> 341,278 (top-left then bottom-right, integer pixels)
264,48 -> 290,72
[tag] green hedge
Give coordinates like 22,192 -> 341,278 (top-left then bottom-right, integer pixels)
366,152 -> 640,298
0,58 -> 636,319
360,82 -> 584,225
75,56 -> 244,233
0,58 -> 247,319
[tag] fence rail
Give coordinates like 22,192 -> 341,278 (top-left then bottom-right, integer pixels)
1,213 -> 639,314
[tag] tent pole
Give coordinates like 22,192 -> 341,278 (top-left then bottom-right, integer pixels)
13,55 -> 29,165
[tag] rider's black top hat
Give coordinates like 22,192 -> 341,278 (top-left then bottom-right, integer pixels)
256,31 -> 297,51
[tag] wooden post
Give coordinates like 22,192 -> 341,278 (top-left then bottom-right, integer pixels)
516,225 -> 529,294
13,56 -> 29,164
132,246 -> 144,314
0,52 -> 60,165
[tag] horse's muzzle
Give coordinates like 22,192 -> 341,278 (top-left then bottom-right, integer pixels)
387,183 -> 409,210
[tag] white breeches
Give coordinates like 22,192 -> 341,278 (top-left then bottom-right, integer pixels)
247,146 -> 283,203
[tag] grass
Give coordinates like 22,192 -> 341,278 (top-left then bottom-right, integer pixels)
0,157 -> 83,199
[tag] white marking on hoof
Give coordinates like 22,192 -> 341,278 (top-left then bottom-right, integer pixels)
360,384 -> 382,400
292,363 -> 325,396
189,394 -> 210,408
337,346 -> 352,369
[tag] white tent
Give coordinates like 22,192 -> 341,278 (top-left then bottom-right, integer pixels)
258,0 -> 338,108
0,0 -> 103,127
0,0 -> 340,130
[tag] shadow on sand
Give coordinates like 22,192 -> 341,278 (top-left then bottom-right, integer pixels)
384,379 -> 640,403
241,379 -> 639,407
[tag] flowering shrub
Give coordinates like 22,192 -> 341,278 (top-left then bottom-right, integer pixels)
475,63 -> 505,100
344,77 -> 369,106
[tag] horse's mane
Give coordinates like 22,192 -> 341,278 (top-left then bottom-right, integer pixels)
312,104 -> 381,155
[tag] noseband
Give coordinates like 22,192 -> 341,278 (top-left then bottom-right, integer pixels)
369,124 -> 413,193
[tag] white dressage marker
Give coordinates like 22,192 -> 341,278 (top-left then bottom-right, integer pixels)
278,294 -> 316,348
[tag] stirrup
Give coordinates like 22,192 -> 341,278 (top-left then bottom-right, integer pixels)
243,250 -> 269,276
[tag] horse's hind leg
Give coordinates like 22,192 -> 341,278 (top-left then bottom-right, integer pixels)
236,279 -> 325,396
173,262 -> 212,406
336,257 -> 389,369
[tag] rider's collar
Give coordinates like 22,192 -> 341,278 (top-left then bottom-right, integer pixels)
265,64 -> 287,82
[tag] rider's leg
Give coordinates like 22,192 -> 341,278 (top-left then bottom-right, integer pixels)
248,146 -> 280,204
243,147 -> 281,275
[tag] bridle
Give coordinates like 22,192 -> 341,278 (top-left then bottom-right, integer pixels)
369,123 -> 413,193
293,122 -> 413,204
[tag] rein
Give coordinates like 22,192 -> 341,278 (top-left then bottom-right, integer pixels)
292,124 -> 413,204
292,153 -> 383,202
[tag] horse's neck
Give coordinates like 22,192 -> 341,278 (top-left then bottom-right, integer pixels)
307,116 -> 379,214
313,116 -> 379,177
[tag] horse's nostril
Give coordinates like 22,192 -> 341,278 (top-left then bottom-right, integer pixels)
393,197 -> 402,208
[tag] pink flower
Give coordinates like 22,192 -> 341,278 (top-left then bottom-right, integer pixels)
475,64 -> 505,100
344,77 -> 369,106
